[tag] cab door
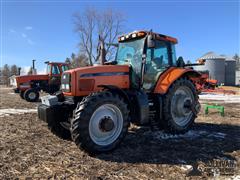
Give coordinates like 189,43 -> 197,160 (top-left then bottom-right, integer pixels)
143,40 -> 171,91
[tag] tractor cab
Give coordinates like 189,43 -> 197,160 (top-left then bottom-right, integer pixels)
46,61 -> 69,77
45,62 -> 69,89
116,31 -> 178,90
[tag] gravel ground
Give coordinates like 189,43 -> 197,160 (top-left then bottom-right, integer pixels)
0,86 -> 239,179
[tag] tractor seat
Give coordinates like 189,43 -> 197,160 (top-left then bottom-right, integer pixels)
152,57 -> 163,69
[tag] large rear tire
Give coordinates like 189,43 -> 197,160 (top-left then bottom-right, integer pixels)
70,91 -> 129,154
24,88 -> 39,102
162,78 -> 199,134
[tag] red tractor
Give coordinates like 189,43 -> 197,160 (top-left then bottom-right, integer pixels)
38,31 -> 203,154
15,61 -> 69,102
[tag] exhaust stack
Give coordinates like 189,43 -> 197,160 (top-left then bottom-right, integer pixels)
18,67 -> 21,75
32,59 -> 37,75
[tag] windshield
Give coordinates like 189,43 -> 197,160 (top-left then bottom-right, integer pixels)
116,38 -> 145,65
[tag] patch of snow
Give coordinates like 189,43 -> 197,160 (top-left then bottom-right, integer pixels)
180,165 -> 193,171
207,132 -> 226,139
199,93 -> 240,103
177,159 -> 187,164
8,92 -> 15,95
0,108 -> 37,118
151,130 -> 226,141
0,87 -> 12,90
152,130 -> 208,140
233,175 -> 240,180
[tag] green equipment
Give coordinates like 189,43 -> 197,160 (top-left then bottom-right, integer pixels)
204,104 -> 224,117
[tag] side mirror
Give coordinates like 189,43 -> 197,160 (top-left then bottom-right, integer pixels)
147,34 -> 155,48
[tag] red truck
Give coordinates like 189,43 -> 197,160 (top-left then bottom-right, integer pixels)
14,62 -> 69,102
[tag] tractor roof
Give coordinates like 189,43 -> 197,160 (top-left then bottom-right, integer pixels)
45,61 -> 69,65
118,30 -> 178,44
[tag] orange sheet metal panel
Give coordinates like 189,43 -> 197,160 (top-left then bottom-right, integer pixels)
154,67 -> 193,94
16,75 -> 49,88
64,65 -> 130,97
16,74 -> 49,83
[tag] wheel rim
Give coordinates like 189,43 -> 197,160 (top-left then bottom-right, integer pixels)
28,92 -> 36,100
89,104 -> 123,146
170,86 -> 195,127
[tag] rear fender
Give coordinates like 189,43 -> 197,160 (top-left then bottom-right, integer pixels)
154,67 -> 201,94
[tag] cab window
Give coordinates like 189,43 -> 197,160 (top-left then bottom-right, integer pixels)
146,41 -> 169,69
61,65 -> 69,72
47,64 -> 51,74
171,44 -> 177,66
145,40 -> 169,75
52,65 -> 60,75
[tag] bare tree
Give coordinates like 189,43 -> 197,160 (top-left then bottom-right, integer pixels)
73,7 -> 124,65
233,53 -> 240,70
65,53 -> 89,69
65,57 -> 71,64
2,64 -> 10,85
27,67 -> 33,75
10,65 -> 18,76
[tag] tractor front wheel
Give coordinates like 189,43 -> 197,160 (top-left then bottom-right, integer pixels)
70,91 -> 129,154
162,78 -> 199,134
24,89 -> 40,102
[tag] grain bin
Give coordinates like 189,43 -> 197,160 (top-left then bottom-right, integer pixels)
236,70 -> 240,86
225,58 -> 236,86
195,52 -> 225,84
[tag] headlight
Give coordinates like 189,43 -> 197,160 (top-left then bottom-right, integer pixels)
65,84 -> 70,90
61,73 -> 71,92
61,84 -> 66,89
61,83 -> 71,92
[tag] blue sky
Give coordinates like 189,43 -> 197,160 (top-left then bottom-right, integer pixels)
1,0 -> 239,73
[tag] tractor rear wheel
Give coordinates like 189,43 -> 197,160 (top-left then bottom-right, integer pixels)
162,78 -> 199,134
24,88 -> 39,102
20,91 -> 25,99
70,91 -> 129,154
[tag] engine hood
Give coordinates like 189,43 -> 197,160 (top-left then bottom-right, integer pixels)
62,65 -> 130,97
16,74 -> 49,83
65,65 -> 129,75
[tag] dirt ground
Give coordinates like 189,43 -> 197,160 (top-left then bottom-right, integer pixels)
0,86 -> 239,179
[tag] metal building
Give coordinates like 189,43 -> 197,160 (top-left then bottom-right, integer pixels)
224,57 -> 236,86
195,52 -> 226,85
236,70 -> 240,86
